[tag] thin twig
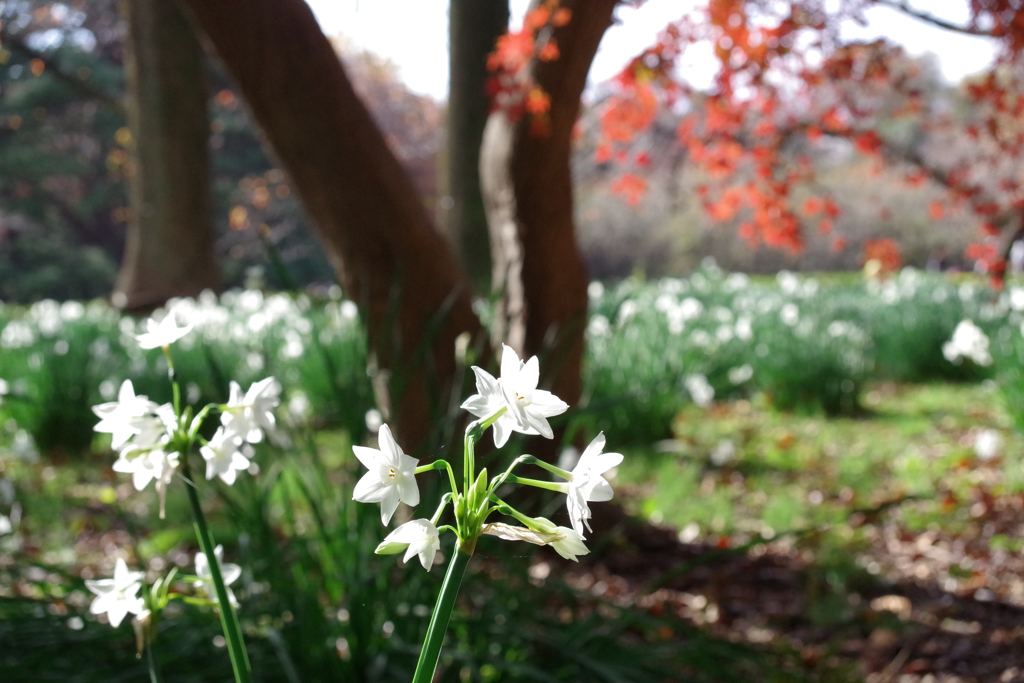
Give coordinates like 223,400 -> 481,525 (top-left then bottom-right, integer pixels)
875,1 -> 991,37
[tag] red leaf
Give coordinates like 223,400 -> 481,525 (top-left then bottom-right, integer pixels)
526,87 -> 550,114
538,41 -> 560,62
802,197 -> 823,216
611,173 -> 647,206
525,6 -> 551,30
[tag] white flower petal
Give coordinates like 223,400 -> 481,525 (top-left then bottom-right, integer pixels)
398,473 -> 420,507
492,418 -> 511,448
352,445 -> 381,472
499,345 -> 521,383
353,471 -> 388,503
379,485 -> 401,525
461,394 -> 497,418
550,527 -> 589,562
376,424 -> 401,465
528,390 -> 569,417
519,355 -> 540,391
588,452 -> 624,476
582,478 -> 614,502
470,366 -> 499,401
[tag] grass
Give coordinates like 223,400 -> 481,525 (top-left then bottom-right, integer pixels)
3,268 -> 1024,680
620,381 -> 1019,539
605,379 -> 1024,677
4,379 -> 1016,680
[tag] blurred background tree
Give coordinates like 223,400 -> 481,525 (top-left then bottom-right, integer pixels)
3,0 -> 1024,448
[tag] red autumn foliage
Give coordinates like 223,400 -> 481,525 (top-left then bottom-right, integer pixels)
569,0 -> 1024,277
863,238 -> 902,274
486,0 -> 570,127
610,173 -> 647,206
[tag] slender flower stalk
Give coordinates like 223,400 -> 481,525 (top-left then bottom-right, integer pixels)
181,456 -> 251,683
145,634 -> 163,683
411,537 -> 476,683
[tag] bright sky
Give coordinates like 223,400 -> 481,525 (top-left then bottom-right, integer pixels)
304,0 -> 999,101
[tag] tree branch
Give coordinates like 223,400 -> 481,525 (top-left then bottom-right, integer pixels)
874,0 -> 991,38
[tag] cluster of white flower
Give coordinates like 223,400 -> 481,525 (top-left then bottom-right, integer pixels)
85,545 -> 243,630
353,345 -> 622,570
942,319 -> 992,367
92,313 -> 281,515
685,374 -> 715,408
85,558 -> 146,628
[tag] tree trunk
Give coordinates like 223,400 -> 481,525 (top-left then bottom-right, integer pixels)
446,0 -> 509,291
480,0 -> 617,421
177,0 -> 485,453
113,0 -> 219,311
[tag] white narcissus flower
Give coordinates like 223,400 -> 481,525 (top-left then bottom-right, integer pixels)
975,428 -> 1002,461
565,433 -> 623,536
92,380 -> 160,450
135,314 -> 194,350
481,522 -> 563,546
114,402 -> 178,455
201,428 -> 250,485
85,558 -> 146,628
220,377 -> 281,443
109,402 -> 180,517
375,519 -> 440,570
942,319 -> 992,366
482,519 -> 590,562
195,545 -> 242,608
113,447 -> 180,519
352,424 -> 419,525
549,526 -> 590,562
685,374 -> 715,408
461,345 -> 569,448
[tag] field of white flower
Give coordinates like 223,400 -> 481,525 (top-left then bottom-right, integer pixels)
0,264 -> 1019,458
2,265 -> 1024,682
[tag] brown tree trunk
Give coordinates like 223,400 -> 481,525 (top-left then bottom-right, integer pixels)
177,0 -> 485,453
446,0 -> 509,291
480,0 -> 617,423
114,0 -> 219,311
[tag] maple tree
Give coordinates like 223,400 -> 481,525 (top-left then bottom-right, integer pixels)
15,0 -> 1020,449
585,0 -> 1024,285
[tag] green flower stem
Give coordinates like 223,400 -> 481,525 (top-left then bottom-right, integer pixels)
504,474 -> 568,494
487,454 -> 534,495
430,493 -> 453,526
489,498 -> 532,527
415,460 -> 459,495
463,408 -> 508,490
463,423 -> 477,493
189,404 -> 216,440
524,457 -> 573,480
181,457 -> 252,683
412,536 -> 476,683
162,347 -> 180,416
146,641 -> 164,683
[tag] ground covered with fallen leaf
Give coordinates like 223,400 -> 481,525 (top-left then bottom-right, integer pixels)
3,381 -> 1024,682
568,381 -> 1024,682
